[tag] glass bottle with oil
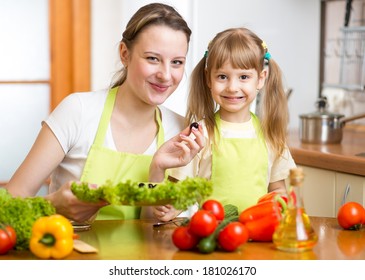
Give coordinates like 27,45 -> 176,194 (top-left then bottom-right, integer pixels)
273,168 -> 318,252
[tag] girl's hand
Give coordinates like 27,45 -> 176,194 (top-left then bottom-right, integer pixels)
45,181 -> 108,223
153,204 -> 182,222
149,123 -> 205,182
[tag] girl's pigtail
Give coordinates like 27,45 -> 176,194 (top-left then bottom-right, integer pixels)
260,58 -> 288,159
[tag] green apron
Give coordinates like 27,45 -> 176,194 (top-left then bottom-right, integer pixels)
210,112 -> 268,212
80,87 -> 164,220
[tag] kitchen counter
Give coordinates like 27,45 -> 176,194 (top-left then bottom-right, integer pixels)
288,125 -> 365,176
1,217 -> 365,260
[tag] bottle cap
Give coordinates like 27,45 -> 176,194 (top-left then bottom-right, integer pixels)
290,168 -> 304,186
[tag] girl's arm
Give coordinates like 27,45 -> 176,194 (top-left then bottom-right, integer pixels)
268,180 -> 287,194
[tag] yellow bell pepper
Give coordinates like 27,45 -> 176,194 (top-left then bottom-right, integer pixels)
29,214 -> 74,259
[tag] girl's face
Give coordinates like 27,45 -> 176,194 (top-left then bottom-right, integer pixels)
208,61 -> 266,123
120,25 -> 188,106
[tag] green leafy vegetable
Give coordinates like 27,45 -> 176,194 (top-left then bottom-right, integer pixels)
0,188 -> 56,250
71,177 -> 213,210
224,204 -> 239,218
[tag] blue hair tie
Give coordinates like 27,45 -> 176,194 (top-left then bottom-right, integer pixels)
264,52 -> 271,61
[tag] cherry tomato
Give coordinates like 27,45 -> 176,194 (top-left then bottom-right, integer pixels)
217,222 -> 249,252
189,210 -> 218,237
0,224 -> 17,254
202,200 -> 225,221
337,202 -> 365,230
172,226 -> 199,250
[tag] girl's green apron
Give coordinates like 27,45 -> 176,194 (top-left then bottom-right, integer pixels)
80,87 -> 164,220
211,112 -> 268,212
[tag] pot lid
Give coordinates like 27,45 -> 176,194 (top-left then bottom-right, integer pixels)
299,97 -> 345,119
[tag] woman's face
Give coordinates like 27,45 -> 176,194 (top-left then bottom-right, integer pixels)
208,61 -> 266,123
121,25 -> 188,106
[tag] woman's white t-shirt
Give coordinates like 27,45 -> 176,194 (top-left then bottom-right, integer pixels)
45,89 -> 185,193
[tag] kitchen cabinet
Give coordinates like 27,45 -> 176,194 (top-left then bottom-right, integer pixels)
297,165 -> 365,217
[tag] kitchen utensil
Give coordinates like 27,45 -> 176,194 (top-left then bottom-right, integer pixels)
344,0 -> 353,27
152,218 -> 188,228
73,239 -> 98,253
299,97 -> 365,144
341,183 -> 350,206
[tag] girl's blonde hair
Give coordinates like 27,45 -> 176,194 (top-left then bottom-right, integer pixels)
111,3 -> 191,88
186,27 -> 288,159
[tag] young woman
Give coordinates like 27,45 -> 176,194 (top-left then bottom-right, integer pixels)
5,3 -> 204,222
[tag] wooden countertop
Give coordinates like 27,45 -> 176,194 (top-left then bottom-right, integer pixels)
288,125 -> 365,176
1,217 -> 365,260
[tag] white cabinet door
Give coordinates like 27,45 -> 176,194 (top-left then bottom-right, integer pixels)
298,165 -> 336,217
296,166 -> 365,217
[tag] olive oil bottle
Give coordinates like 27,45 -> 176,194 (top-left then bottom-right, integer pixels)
273,168 -> 318,252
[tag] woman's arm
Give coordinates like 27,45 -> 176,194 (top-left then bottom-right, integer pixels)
6,123 -> 107,222
5,123 -> 65,197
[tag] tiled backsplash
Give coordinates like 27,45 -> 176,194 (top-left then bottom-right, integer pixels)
322,88 -> 365,125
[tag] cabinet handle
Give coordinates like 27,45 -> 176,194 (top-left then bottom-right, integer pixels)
341,183 -> 350,206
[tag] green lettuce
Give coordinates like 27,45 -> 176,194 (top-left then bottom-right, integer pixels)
71,177 -> 213,210
0,188 -> 56,250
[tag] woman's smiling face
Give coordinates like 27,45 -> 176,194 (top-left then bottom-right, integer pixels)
121,24 -> 188,106
209,61 -> 266,122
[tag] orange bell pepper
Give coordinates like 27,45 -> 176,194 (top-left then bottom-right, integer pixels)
239,200 -> 282,242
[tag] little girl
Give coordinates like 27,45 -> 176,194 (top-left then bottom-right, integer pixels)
184,27 -> 296,212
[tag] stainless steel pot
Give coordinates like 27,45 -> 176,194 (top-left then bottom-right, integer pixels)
299,98 -> 365,144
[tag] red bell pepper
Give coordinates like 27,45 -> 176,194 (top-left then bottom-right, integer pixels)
239,200 -> 282,242
257,192 -> 288,213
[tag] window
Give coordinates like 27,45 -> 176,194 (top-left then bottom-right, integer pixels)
0,0 -> 90,184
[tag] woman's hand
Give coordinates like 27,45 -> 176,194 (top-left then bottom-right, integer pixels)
149,123 -> 205,182
45,181 -> 108,223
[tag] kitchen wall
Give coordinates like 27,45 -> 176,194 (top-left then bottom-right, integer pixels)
91,0 -> 321,129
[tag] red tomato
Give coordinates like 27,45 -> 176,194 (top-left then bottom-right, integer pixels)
189,210 -> 218,237
0,224 -> 17,255
172,226 -> 199,250
337,202 -> 365,230
217,222 -> 249,251
202,200 -> 225,221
